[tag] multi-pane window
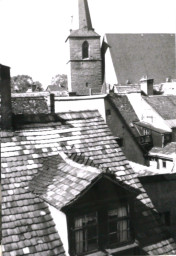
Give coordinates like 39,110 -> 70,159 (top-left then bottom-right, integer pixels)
74,212 -> 98,254
82,41 -> 89,59
71,202 -> 132,255
108,204 -> 131,246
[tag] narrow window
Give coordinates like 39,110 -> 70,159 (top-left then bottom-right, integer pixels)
108,203 -> 131,246
82,41 -> 89,59
163,161 -> 166,168
159,212 -> 170,226
106,109 -> 111,116
74,212 -> 98,254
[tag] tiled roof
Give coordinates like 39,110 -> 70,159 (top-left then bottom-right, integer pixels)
11,93 -> 50,115
105,34 -> 176,84
144,95 -> 176,120
149,142 -> 176,159
1,135 -> 65,255
106,93 -> 140,138
2,110 -> 176,255
29,153 -> 102,210
29,153 -> 140,210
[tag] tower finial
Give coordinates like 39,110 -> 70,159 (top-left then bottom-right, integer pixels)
79,0 -> 93,30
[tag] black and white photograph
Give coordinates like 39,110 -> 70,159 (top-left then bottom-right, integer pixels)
1,0 -> 176,255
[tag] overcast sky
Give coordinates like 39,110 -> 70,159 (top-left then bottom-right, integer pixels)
0,0 -> 176,87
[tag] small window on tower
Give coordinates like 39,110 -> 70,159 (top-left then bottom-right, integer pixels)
82,41 -> 89,59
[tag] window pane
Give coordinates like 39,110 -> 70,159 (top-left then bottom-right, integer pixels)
108,204 -> 131,246
74,213 -> 97,254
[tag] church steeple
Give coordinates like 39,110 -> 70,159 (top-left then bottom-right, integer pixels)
79,0 -> 93,30
66,0 -> 102,94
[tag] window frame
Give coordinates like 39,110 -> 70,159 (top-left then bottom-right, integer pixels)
162,160 -> 167,168
69,201 -> 133,255
107,203 -> 132,248
73,212 -> 99,255
82,41 -> 89,59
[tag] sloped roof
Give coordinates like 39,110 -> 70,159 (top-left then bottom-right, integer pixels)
79,0 -> 93,30
129,161 -> 175,176
144,95 -> 176,120
67,28 -> 100,39
105,34 -> 176,84
149,142 -> 176,159
29,153 -> 139,210
2,110 -> 176,255
1,135 -> 65,255
106,93 -> 139,138
46,85 -> 67,92
135,121 -> 171,134
30,153 -> 102,210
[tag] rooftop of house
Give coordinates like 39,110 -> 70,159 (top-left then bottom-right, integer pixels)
129,161 -> 176,177
149,142 -> 176,160
2,109 -> 176,255
144,95 -> 176,121
29,152 -> 139,211
104,34 -> 176,85
106,93 -> 140,138
134,121 -> 171,134
154,81 -> 176,95
114,85 -> 141,94
46,85 -> 67,92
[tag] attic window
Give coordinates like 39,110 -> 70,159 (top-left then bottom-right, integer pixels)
108,204 -> 131,246
82,41 -> 89,59
69,202 -> 133,255
74,212 -> 98,254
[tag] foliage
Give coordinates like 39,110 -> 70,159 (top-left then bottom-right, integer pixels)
51,74 -> 68,89
11,75 -> 43,93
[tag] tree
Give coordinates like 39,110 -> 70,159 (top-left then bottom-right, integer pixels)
11,75 -> 43,93
51,74 -> 68,89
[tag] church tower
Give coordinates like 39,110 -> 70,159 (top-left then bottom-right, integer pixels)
66,0 -> 102,95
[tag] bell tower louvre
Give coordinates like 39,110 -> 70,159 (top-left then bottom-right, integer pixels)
66,0 -> 103,95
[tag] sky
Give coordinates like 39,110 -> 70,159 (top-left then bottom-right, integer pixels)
0,0 -> 176,88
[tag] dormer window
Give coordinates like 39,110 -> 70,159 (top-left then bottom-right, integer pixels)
82,41 -> 89,59
69,201 -> 133,255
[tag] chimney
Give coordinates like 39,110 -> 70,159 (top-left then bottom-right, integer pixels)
0,64 -> 12,130
140,76 -> 154,95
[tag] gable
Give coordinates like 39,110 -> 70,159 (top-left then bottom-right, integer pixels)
64,176 -> 134,212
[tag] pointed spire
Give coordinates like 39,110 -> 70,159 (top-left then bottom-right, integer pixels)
79,0 -> 93,30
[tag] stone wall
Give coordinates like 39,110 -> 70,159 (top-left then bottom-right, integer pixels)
11,92 -> 51,115
68,37 -> 102,93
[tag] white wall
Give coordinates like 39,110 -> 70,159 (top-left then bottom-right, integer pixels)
48,204 -> 69,256
104,35 -> 118,86
149,158 -> 174,172
55,95 -> 106,121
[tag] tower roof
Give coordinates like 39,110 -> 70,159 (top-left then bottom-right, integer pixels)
79,0 -> 93,30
